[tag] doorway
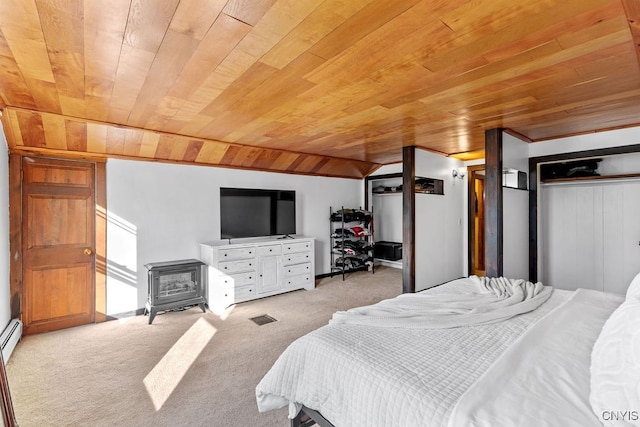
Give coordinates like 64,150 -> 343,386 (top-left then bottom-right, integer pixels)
468,165 -> 485,276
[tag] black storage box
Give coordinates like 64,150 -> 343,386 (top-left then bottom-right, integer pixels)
374,241 -> 402,261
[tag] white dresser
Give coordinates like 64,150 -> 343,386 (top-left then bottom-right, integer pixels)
200,237 -> 315,312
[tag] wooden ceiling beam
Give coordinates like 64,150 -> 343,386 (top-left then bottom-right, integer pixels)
1,107 -> 379,179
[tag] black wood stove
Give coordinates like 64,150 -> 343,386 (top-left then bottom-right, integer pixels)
144,259 -> 207,324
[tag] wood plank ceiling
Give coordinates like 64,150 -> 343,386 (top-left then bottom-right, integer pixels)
0,0 -> 639,178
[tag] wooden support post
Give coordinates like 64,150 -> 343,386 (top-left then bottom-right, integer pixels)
402,146 -> 416,293
528,158 -> 538,282
485,129 -> 503,277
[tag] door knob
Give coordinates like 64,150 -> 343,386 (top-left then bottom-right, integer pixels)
84,248 -> 93,255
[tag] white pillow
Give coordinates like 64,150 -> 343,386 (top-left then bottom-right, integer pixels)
626,272 -> 640,301
590,298 -> 640,426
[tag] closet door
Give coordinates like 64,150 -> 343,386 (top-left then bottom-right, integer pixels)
616,181 -> 640,293
541,181 -> 640,294
542,184 -> 602,291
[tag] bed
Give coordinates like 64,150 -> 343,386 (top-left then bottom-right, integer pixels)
255,274 -> 640,427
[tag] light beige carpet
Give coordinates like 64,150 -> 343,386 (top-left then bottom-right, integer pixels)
7,267 -> 402,427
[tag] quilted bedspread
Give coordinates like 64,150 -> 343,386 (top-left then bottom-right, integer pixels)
256,278 -> 571,427
448,288 -> 623,427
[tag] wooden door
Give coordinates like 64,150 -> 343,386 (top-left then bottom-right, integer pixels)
22,157 -> 96,334
468,167 -> 485,276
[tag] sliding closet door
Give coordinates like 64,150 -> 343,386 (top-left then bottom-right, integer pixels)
541,181 -> 640,294
542,184 -> 602,291
614,181 -> 640,293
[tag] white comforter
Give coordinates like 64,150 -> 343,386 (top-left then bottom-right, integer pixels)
448,288 -> 623,427
330,276 -> 552,329
256,278 -> 570,427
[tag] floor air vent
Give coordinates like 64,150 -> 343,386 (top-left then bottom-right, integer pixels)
250,314 -> 277,326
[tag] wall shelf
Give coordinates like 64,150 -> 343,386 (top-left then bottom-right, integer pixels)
541,173 -> 640,184
368,173 -> 444,196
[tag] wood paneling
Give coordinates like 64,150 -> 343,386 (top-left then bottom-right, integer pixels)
1,108 -> 378,178
0,0 -> 639,177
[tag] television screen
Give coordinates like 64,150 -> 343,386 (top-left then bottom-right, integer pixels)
220,188 -> 296,239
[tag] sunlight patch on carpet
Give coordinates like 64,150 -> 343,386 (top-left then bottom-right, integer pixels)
216,303 -> 235,320
143,317 -> 216,410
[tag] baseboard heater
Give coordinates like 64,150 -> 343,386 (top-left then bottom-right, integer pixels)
0,319 -> 22,362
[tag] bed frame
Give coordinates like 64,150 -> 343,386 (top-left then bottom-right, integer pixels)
291,406 -> 335,427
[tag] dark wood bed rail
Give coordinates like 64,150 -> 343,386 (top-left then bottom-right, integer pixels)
291,406 -> 335,427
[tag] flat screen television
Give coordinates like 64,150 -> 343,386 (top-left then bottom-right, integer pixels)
220,187 -> 296,239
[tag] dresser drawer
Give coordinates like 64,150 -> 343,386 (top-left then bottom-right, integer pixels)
221,285 -> 256,302
218,246 -> 255,261
283,262 -> 311,277
218,259 -> 255,274
283,241 -> 312,254
257,244 -> 282,257
283,252 -> 311,266
213,271 -> 255,287
284,273 -> 312,288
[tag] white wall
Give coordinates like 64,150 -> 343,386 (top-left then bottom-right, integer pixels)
371,192 -> 402,243
368,163 -> 403,244
415,149 -> 465,291
502,133 -> 529,280
372,163 -> 403,175
0,126 -> 10,329
598,152 -> 640,175
528,127 -> 640,158
367,154 -> 465,289
106,159 -> 362,315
